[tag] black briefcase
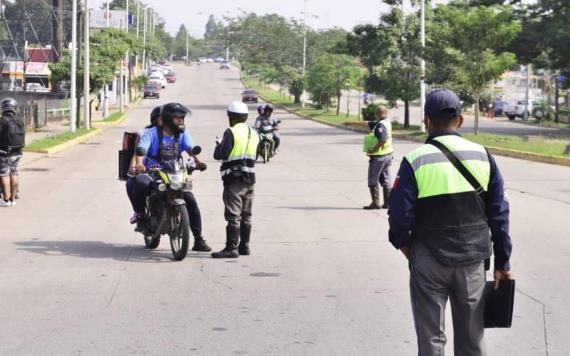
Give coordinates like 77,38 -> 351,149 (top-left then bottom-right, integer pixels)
484,279 -> 515,328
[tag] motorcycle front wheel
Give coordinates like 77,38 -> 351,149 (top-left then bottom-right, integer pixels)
168,205 -> 190,261
144,234 -> 160,249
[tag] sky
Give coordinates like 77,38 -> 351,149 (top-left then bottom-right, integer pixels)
91,0 -> 417,37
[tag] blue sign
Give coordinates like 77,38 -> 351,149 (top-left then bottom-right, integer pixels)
557,74 -> 566,83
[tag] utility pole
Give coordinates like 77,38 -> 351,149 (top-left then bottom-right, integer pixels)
142,6 -> 146,73
420,0 -> 426,132
103,0 -> 110,118
70,0 -> 77,132
225,26 -> 230,62
124,0 -> 129,107
301,0 -> 307,108
136,1 -> 140,38
83,0 -> 90,130
524,64 -> 531,120
186,27 -> 189,65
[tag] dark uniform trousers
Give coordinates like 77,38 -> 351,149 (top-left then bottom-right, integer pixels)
223,180 -> 254,230
410,242 -> 486,356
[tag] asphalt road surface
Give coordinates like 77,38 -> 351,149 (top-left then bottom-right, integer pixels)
1,63 -> 569,355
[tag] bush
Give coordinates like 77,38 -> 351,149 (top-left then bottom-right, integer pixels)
362,104 -> 379,121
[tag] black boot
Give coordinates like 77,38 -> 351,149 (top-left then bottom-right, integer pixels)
238,224 -> 252,256
363,186 -> 381,210
381,187 -> 392,209
212,226 -> 239,258
192,236 -> 212,252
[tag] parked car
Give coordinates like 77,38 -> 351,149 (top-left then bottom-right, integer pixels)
220,62 -> 231,70
25,82 -> 50,93
165,72 -> 177,83
214,57 -> 225,63
159,59 -> 167,65
143,83 -> 161,99
241,89 -> 258,103
504,100 -> 540,120
149,71 -> 167,88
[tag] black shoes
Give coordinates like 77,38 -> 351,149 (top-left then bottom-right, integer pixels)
238,224 -> 252,256
212,226 -> 240,259
192,237 -> 212,252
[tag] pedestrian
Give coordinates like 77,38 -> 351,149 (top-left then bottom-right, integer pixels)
0,98 -> 24,207
212,101 -> 260,258
388,89 -> 513,356
363,106 -> 393,210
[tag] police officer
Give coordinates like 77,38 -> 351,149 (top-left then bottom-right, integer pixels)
388,89 -> 513,356
363,106 -> 393,209
212,101 -> 260,258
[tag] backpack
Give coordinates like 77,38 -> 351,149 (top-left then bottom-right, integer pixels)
0,115 -> 25,151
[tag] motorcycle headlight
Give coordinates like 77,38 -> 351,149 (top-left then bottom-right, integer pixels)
168,172 -> 184,190
158,183 -> 167,192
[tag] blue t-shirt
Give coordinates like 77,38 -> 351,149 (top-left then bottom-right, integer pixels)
138,127 -> 194,168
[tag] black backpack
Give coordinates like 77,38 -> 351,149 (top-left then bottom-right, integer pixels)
1,115 -> 25,151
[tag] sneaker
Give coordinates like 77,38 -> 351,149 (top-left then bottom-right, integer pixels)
0,200 -> 10,207
10,200 -> 16,207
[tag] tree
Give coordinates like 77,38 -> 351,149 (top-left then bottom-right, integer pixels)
204,15 -> 220,40
49,29 -> 143,127
430,3 -> 521,133
281,65 -> 304,104
306,53 -> 358,113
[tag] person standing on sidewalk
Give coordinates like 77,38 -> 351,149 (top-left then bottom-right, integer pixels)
0,98 -> 24,207
212,101 -> 260,258
388,89 -> 513,356
363,106 -> 393,210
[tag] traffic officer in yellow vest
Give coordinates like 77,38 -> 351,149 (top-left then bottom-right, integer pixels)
388,89 -> 513,356
212,101 -> 260,258
363,106 -> 393,209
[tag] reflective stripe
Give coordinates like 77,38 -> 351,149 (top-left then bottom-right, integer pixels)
369,120 -> 393,156
220,166 -> 256,177
220,123 -> 260,178
408,150 -> 489,171
405,135 -> 491,199
227,154 -> 258,162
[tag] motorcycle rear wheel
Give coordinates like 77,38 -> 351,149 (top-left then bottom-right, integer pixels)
169,205 -> 190,261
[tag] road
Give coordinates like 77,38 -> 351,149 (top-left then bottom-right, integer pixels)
1,63 -> 569,355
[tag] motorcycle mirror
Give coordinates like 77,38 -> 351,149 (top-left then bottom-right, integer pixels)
0,150 -> 7,156
277,120 -> 282,124
191,146 -> 202,155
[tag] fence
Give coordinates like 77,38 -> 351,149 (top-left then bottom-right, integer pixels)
0,91 -> 69,131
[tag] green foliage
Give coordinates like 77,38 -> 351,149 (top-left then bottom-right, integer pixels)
306,54 -> 359,113
362,104 -> 380,121
133,75 -> 148,91
429,3 -> 521,133
281,65 -> 304,104
25,128 -> 96,151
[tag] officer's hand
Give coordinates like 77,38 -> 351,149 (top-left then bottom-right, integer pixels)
197,162 -> 207,172
400,246 -> 410,260
215,136 -> 221,145
135,162 -> 146,173
494,269 -> 514,290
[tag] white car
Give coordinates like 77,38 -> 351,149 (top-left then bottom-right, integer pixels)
161,64 -> 173,73
149,71 -> 167,88
504,100 -> 539,120
149,65 -> 167,75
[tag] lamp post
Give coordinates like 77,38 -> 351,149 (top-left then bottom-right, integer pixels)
420,0 -> 426,132
301,0 -> 307,108
83,0 -> 90,130
69,0 -> 77,132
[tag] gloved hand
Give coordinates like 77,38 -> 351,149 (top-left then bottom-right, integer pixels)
197,162 -> 208,172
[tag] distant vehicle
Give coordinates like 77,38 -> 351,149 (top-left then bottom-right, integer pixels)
165,72 -> 177,83
220,62 -> 230,70
504,100 -> 540,120
161,63 -> 173,73
214,57 -> 225,63
206,58 -> 215,63
143,83 -> 161,99
198,58 -> 207,64
149,64 -> 167,75
493,100 -> 507,116
241,89 -> 258,103
159,59 -> 167,65
25,82 -> 49,92
149,71 -> 167,88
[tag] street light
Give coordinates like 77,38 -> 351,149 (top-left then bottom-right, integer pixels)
83,0 -> 90,130
420,0 -> 426,132
69,0 -> 77,132
302,0 -> 307,108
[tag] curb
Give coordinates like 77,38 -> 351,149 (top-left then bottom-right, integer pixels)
92,112 -> 128,128
241,74 -> 570,168
25,128 -> 103,155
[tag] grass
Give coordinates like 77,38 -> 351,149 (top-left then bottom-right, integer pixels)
25,128 -> 96,151
243,75 -> 570,158
244,75 -> 413,129
101,111 -> 126,123
464,133 -> 570,158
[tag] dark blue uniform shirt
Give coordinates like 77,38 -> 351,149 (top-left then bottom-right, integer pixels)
388,131 -> 512,271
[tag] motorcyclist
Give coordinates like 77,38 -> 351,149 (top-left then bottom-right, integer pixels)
131,102 -> 211,252
126,106 -> 161,223
254,104 -> 281,151
256,105 -> 264,119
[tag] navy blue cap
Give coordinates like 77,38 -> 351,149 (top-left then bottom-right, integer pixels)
425,89 -> 461,120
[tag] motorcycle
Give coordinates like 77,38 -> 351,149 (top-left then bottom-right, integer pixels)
257,120 -> 281,164
136,146 -> 205,261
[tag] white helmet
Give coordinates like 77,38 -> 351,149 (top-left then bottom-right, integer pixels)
227,101 -> 249,120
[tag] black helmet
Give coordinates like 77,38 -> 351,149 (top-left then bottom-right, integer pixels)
161,102 -> 190,135
257,105 -> 264,114
263,104 -> 273,113
147,106 -> 162,129
1,97 -> 17,115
